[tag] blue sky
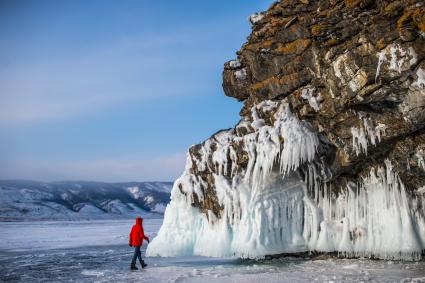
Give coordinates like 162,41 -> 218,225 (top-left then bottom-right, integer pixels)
0,0 -> 271,182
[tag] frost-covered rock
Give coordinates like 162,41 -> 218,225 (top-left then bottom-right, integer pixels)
148,0 -> 425,260
228,59 -> 242,69
249,12 -> 264,25
234,68 -> 247,80
301,86 -> 321,111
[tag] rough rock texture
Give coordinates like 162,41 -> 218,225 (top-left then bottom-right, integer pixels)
148,0 -> 425,259
202,0 -> 425,214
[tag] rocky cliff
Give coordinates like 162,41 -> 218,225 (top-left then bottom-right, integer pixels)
147,0 -> 425,260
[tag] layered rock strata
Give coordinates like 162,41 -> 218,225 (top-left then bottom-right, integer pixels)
147,0 -> 425,260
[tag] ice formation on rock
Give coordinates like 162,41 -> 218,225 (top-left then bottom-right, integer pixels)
147,102 -> 425,260
351,114 -> 387,156
148,0 -> 425,261
417,149 -> 425,171
375,43 -> 418,81
301,86 -> 321,111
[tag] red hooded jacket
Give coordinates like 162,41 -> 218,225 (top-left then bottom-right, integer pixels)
129,217 -> 149,246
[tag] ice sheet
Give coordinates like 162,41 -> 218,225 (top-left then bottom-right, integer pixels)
0,220 -> 424,283
0,219 -> 162,252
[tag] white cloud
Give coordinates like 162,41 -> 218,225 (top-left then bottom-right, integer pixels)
0,151 -> 187,182
0,28 -> 225,126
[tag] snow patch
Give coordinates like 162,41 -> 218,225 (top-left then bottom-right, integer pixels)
249,13 -> 264,25
375,44 -> 418,81
229,59 -> 241,69
412,68 -> 425,89
234,68 -> 247,80
301,86 -> 322,111
416,149 -> 425,171
82,270 -> 105,277
152,203 -> 166,213
144,195 -> 155,204
127,186 -> 141,199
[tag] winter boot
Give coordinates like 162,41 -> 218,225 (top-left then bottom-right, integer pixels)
140,260 -> 147,268
130,264 -> 138,270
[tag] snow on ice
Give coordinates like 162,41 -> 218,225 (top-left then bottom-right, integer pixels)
2,219 -> 425,283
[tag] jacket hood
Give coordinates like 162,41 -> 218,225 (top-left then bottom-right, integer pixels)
136,217 -> 143,225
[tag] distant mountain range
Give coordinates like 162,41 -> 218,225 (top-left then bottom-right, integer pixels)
0,180 -> 173,221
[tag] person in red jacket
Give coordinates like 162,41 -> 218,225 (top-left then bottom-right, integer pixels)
129,216 -> 150,270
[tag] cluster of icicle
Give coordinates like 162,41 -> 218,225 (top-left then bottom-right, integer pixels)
146,100 -> 425,260
304,160 -> 425,260
375,43 -> 418,82
351,113 -> 387,156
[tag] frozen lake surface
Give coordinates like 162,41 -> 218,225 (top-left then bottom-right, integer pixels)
1,219 -> 425,283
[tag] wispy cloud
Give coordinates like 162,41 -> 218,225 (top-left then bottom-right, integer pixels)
0,151 -> 187,182
0,26 -> 228,126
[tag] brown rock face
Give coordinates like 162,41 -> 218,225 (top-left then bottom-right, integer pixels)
218,0 -> 425,199
148,0 -> 425,260
184,0 -> 425,220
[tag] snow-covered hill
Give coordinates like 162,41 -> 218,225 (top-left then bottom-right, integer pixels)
0,180 -> 172,221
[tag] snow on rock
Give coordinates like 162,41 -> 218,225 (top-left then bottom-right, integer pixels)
375,43 -> 418,81
249,12 -> 264,25
229,59 -> 242,69
78,204 -> 106,215
301,86 -> 322,111
127,186 -> 141,199
144,195 -> 155,204
416,149 -> 425,171
412,68 -> 425,89
234,68 -> 247,80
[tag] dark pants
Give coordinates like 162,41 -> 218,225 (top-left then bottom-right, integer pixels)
131,246 -> 144,265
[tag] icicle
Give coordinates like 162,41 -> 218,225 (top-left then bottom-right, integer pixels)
375,51 -> 386,82
416,149 -> 425,171
147,98 -> 424,261
375,43 -> 418,80
351,115 -> 387,156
